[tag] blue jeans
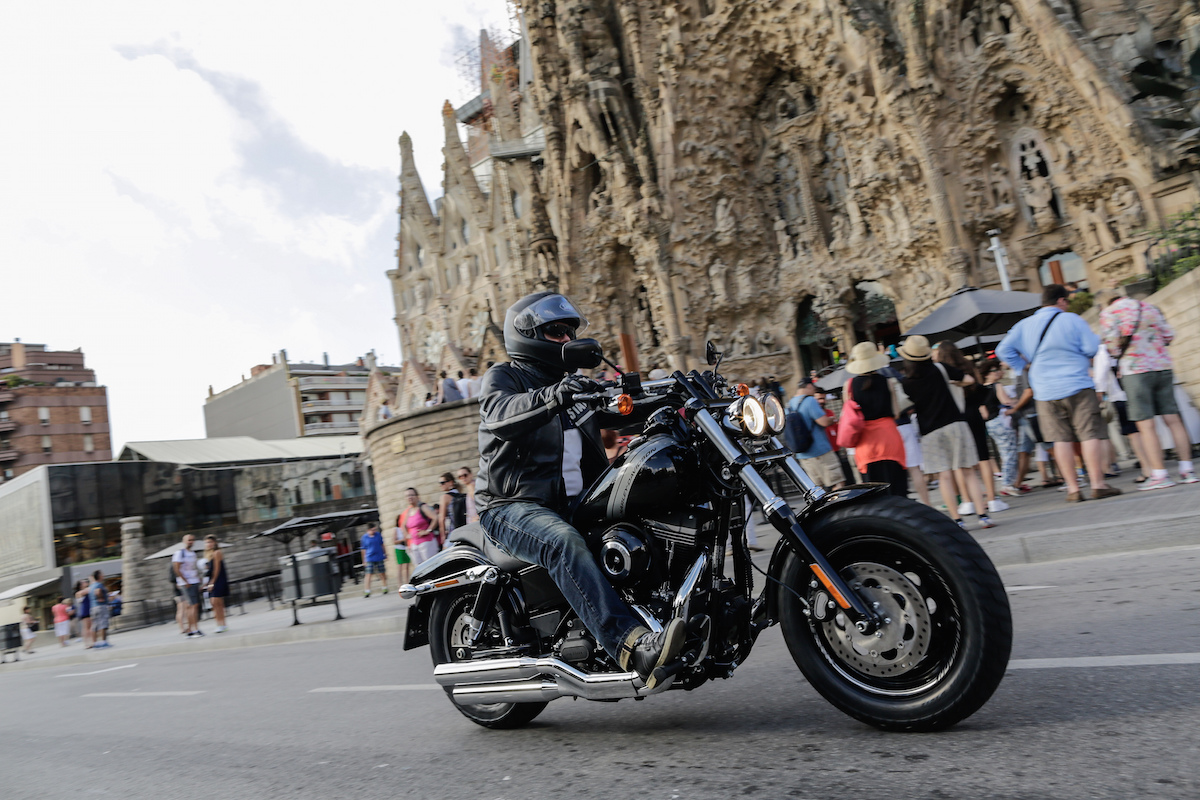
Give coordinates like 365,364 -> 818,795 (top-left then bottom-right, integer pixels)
480,502 -> 643,660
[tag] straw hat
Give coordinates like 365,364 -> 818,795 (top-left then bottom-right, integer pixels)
897,334 -> 933,361
845,341 -> 890,375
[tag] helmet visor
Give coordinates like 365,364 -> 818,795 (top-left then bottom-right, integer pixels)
513,295 -> 589,335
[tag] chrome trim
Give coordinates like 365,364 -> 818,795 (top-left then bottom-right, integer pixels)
672,552 -> 708,622
435,655 -> 676,704
398,564 -> 492,600
631,604 -> 664,634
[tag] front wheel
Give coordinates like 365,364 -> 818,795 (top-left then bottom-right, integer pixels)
428,591 -> 547,729
778,496 -> 1012,731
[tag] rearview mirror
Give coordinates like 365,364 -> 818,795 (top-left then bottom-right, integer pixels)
562,338 -> 604,370
706,340 -> 722,366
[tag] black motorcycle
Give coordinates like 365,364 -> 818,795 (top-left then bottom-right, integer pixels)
401,340 -> 1012,731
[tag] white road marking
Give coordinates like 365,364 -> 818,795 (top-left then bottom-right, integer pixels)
1010,652 -> 1200,670
309,685 -> 442,693
83,691 -> 205,697
1005,585 -> 1056,593
57,663 -> 140,678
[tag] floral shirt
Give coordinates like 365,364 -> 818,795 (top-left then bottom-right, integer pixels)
1100,297 -> 1174,376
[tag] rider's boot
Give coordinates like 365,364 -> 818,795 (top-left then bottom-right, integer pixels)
620,618 -> 686,690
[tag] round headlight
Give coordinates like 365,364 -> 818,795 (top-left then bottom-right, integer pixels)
762,394 -> 786,435
740,396 -> 768,437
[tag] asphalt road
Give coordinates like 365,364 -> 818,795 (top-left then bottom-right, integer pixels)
2,545 -> 1199,800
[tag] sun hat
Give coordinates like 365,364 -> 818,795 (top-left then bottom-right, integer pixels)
845,342 -> 891,375
897,335 -> 933,361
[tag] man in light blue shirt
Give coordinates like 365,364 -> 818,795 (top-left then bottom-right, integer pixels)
996,285 -> 1120,502
786,379 -> 844,489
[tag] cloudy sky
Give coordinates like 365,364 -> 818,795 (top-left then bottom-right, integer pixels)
0,0 -> 510,448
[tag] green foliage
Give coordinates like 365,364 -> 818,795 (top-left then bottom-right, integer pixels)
3,374 -> 39,388
1067,290 -> 1094,315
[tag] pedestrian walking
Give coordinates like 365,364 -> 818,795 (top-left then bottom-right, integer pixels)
456,466 -> 479,523
360,523 -> 388,597
438,371 -> 463,404
75,579 -> 92,647
89,570 -> 112,649
1099,289 -> 1197,488
465,367 -> 483,398
898,335 -> 993,529
843,342 -> 908,497
455,370 -> 471,400
202,535 -> 229,633
399,488 -> 439,566
934,340 -> 1007,514
997,284 -> 1121,502
786,378 -> 844,490
19,606 -> 37,654
173,534 -> 204,637
980,360 -> 1021,495
437,472 -> 468,541
51,597 -> 72,647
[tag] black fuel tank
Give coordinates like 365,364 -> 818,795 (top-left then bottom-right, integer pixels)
574,434 -> 703,530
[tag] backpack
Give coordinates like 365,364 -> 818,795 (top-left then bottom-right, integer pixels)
447,490 -> 468,532
784,403 -> 815,454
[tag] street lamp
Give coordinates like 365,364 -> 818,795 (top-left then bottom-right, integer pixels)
987,229 -> 1013,292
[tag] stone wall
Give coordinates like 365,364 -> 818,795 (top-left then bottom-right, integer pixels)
363,398 -> 481,586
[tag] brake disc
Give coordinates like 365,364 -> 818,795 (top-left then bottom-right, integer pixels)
819,562 -> 932,678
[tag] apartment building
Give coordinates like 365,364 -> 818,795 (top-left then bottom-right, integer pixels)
0,341 -> 112,482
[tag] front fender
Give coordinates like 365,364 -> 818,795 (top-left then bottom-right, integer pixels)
763,483 -> 890,622
402,545 -> 493,651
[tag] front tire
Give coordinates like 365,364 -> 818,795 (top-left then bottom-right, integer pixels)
428,591 -> 548,729
778,496 -> 1012,731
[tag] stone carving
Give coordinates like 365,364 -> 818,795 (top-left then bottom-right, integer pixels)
708,261 -> 730,305
989,163 -> 1015,209
1021,175 -> 1057,232
1111,186 -> 1145,241
714,198 -> 738,246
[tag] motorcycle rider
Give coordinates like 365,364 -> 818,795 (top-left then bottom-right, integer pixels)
475,292 -> 686,689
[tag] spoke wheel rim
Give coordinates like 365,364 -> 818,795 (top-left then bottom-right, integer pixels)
446,603 -> 507,712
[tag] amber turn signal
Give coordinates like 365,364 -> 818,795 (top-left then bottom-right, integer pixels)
616,394 -> 634,415
735,383 -> 750,397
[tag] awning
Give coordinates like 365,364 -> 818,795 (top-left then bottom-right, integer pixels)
249,507 -> 379,551
0,577 -> 59,602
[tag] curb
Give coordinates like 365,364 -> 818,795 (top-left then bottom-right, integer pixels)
976,511 -> 1200,567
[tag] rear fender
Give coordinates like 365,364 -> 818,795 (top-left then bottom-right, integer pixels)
763,484 -> 890,622
402,546 -> 528,651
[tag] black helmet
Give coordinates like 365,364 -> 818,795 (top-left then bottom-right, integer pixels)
503,292 -> 590,373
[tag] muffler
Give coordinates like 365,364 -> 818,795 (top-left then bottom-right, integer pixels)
434,656 -> 671,704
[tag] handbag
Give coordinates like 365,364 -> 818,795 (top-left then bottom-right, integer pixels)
934,363 -> 966,413
1111,301 -> 1144,388
836,379 -> 866,449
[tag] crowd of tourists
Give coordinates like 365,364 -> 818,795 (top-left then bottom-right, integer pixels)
785,283 -> 1197,529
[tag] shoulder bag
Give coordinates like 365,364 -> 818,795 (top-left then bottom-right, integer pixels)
836,379 -> 866,449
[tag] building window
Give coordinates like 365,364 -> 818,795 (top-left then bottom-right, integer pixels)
2,469 -> 12,480
42,435 -> 52,453
0,410 -> 7,421
460,218 -> 470,244
312,479 -> 322,502
39,407 -> 50,425
83,434 -> 95,453
80,406 -> 92,424
512,190 -> 522,219
416,245 -> 425,268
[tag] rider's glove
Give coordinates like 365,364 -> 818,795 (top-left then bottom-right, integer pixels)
554,374 -> 600,406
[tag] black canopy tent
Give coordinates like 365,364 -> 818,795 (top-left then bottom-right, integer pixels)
249,507 -> 380,553
903,286 -> 1041,350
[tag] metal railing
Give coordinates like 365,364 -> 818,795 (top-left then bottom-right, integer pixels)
297,376 -> 369,388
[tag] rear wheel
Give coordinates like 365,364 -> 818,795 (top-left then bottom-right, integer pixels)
428,591 -> 548,729
778,496 -> 1012,731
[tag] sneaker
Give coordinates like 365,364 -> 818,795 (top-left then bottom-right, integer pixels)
978,515 -> 996,529
1137,476 -> 1176,492
215,626 -> 227,633
624,619 -> 686,690
193,629 -> 205,637
364,590 -> 371,598
382,587 -> 388,594
1093,486 -> 1123,499
955,518 -> 967,530
1178,471 -> 1199,484
987,499 -> 1009,513
957,502 -> 975,516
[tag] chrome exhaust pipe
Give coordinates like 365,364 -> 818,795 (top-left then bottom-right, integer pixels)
435,656 -> 673,703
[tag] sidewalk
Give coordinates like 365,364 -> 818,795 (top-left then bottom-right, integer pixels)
4,472 -> 1196,673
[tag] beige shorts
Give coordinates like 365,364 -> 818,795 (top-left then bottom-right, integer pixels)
800,450 -> 843,487
922,421 -> 980,474
1036,388 -> 1108,443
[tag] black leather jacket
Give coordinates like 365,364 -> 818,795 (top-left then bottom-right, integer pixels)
475,361 -> 621,515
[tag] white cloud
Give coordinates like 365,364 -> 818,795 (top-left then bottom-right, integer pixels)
0,0 -> 511,447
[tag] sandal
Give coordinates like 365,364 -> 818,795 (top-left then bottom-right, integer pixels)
1134,475 -> 1150,484
1043,479 -> 1065,488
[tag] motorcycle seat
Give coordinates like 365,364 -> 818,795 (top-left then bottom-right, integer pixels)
448,523 -> 533,573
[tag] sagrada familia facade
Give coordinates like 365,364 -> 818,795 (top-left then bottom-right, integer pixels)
384,0 -> 1198,411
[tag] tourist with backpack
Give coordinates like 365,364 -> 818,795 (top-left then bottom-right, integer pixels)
785,378 -> 844,489
399,487 -> 439,566
437,472 -> 468,544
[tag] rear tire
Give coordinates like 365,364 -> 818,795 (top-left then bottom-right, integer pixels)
778,496 -> 1012,731
428,591 -> 548,729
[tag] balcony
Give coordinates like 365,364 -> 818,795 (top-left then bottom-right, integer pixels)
0,419 -> 15,433
0,449 -> 19,462
300,399 -> 365,412
0,391 -> 13,403
303,421 -> 359,435
296,376 -> 369,390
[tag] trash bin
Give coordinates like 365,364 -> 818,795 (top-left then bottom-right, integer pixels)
279,548 -> 341,602
1,623 -> 22,662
